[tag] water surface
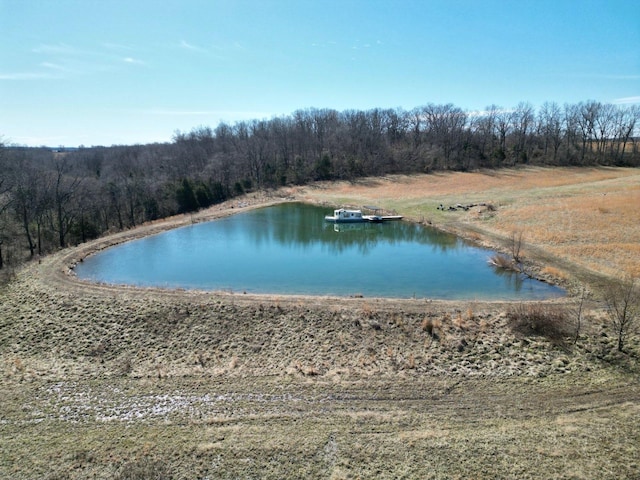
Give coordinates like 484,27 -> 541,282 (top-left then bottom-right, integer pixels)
75,203 -> 564,300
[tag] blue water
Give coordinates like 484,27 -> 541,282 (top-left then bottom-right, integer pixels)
75,203 -> 565,300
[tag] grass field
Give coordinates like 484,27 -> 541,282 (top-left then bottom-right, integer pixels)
1,167 -> 639,479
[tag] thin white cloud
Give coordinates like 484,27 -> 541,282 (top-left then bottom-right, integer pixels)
22,42 -> 146,78
102,42 -> 134,51
613,96 -> 640,105
0,71 -> 60,80
179,41 -> 232,60
312,41 -> 337,48
352,38 -> 379,49
210,41 -> 245,51
41,62 -> 70,71
32,43 -> 84,55
1,57 -> 75,80
180,40 -> 207,53
123,57 -> 145,65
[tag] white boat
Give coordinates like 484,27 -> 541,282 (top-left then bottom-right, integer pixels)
324,208 -> 403,223
325,208 -> 366,223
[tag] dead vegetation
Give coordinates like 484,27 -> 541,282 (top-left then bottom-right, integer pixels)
507,303 -> 573,346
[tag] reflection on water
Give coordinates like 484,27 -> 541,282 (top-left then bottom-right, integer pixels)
491,265 -> 528,292
75,202 -> 564,300
241,203 -> 459,255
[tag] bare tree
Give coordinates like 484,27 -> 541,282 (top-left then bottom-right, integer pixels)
495,108 -> 512,162
0,140 -> 13,215
602,276 -> 639,353
408,107 -> 424,149
13,160 -> 39,257
475,105 -> 499,163
511,102 -> 535,163
0,141 -> 15,269
572,287 -> 588,345
538,102 -> 564,163
421,103 -> 468,168
488,231 -> 526,275
510,230 -> 525,265
51,157 -> 82,248
613,105 -> 640,164
563,103 -> 582,163
593,103 -> 617,163
576,101 -> 600,164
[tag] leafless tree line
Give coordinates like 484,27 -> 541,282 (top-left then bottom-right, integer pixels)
171,101 -> 640,185
0,100 -> 638,269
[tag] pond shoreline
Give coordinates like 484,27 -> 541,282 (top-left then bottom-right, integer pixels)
71,200 -> 565,301
37,188 -> 573,305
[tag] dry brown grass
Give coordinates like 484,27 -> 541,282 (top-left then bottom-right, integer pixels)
541,265 -> 569,280
301,166 -> 635,203
492,187 -> 640,277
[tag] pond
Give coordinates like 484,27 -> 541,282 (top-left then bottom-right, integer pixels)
74,202 -> 564,300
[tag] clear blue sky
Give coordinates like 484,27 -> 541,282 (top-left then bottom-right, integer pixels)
1,0 -> 638,147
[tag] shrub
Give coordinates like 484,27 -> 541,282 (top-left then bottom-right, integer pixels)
421,317 -> 434,335
421,317 -> 441,340
362,303 -> 375,319
488,253 -> 515,270
507,303 -> 572,345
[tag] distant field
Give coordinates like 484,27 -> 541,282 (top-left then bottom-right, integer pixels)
1,166 -> 639,479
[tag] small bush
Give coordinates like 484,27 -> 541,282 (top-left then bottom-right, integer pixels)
421,317 -> 433,334
421,317 -> 442,340
453,312 -> 466,330
508,303 -> 572,345
488,253 -> 515,270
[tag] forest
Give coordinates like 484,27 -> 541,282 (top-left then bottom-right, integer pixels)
0,99 -> 638,271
